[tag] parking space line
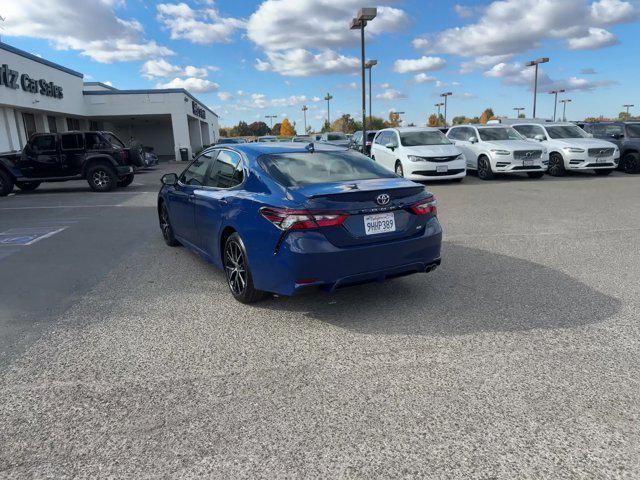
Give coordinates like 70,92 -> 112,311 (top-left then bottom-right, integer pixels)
0,227 -> 68,246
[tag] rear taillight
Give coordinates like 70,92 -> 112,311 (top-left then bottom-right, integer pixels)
409,196 -> 437,216
260,207 -> 348,231
119,150 -> 127,163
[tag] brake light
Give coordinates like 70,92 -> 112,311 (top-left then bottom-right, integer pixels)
409,196 -> 437,216
260,207 -> 348,230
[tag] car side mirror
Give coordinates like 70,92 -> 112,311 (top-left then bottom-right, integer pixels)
385,142 -> 396,150
161,173 -> 178,186
612,133 -> 623,139
468,136 -> 478,144
534,134 -> 545,142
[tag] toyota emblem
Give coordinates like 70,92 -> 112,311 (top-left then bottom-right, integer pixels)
376,193 -> 390,206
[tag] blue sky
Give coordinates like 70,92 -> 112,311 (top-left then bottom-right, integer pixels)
2,0 -> 639,130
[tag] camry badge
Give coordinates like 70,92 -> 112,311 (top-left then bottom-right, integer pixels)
376,193 -> 390,205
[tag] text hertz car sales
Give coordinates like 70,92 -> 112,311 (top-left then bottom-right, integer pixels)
1,63 -> 64,99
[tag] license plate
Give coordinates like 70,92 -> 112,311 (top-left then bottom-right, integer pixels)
597,158 -> 608,163
523,159 -> 534,166
364,212 -> 396,235
436,165 -> 448,173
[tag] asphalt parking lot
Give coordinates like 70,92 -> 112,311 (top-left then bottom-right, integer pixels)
1,165 -> 639,478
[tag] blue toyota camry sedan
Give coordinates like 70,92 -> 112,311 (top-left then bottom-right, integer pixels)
158,143 -> 442,303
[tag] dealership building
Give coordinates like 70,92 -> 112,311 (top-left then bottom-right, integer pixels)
0,42 -> 219,160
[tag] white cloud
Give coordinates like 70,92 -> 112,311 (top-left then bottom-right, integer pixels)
394,56 -> 446,74
247,0 -> 408,76
217,91 -> 234,101
157,2 -> 245,44
484,61 -> 617,92
2,1 -> 173,63
412,0 -> 637,58
255,49 -> 359,77
233,93 -> 315,110
379,83 -> 392,89
376,89 -> 407,100
567,27 -> 619,49
414,73 -> 437,84
454,4 -> 474,18
580,68 -> 597,74
156,77 -> 220,92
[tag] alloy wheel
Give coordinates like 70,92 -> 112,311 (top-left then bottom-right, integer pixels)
478,158 -> 488,177
160,206 -> 171,241
224,240 -> 247,296
92,169 -> 110,188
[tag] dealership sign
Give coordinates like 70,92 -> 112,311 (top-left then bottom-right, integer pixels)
192,101 -> 206,119
1,64 -> 64,99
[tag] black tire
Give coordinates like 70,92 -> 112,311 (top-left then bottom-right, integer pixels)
621,152 -> 640,174
527,171 -> 545,179
117,173 -> 135,187
129,141 -> 145,167
0,169 -> 14,196
86,164 -> 118,192
395,161 -> 404,177
159,202 -> 180,247
477,155 -> 494,180
16,181 -> 41,191
223,233 -> 267,304
594,169 -> 613,176
547,152 -> 566,176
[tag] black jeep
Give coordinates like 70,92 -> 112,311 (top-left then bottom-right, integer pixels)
582,122 -> 640,173
0,131 -> 145,196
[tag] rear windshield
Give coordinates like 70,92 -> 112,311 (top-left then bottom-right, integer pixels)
627,124 -> 640,138
546,125 -> 588,139
400,131 -> 451,146
327,133 -> 347,140
478,127 -> 522,141
259,151 -> 396,187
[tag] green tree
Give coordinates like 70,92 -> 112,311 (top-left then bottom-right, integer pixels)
248,121 -> 270,137
452,116 -> 467,125
271,123 -> 282,136
331,114 -> 359,133
367,116 -> 388,130
320,120 -> 331,133
219,127 -> 230,137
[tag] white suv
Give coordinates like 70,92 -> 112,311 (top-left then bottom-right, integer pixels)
370,127 -> 466,182
447,124 -> 548,180
512,122 -> 619,176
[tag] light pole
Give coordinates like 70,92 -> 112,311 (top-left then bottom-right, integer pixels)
435,102 -> 444,117
559,99 -> 572,121
324,93 -> 333,126
351,8 -> 377,154
513,107 -> 525,118
301,105 -> 308,134
265,114 -> 277,130
549,89 -> 565,121
440,92 -> 452,125
365,59 -> 378,121
525,57 -> 549,118
623,104 -> 634,116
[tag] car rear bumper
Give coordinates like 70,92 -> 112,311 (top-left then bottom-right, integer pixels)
252,217 -> 443,296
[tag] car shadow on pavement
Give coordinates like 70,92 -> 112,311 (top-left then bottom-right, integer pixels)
261,242 -> 621,336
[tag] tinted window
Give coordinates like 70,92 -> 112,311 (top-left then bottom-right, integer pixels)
259,151 -> 396,187
47,116 -> 58,133
61,133 -> 83,150
400,130 -> 451,146
66,118 -> 80,131
513,125 -> 546,139
181,150 -> 214,186
604,124 -> 624,136
32,135 -> 56,151
627,124 -> 640,138
447,128 -> 462,140
478,127 -> 522,141
545,125 -> 588,139
374,131 -> 387,145
207,150 -> 244,188
84,132 -> 103,149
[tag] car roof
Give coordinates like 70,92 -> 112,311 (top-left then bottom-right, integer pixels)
218,142 -> 348,157
513,122 -> 576,127
381,127 -> 441,133
455,124 -> 512,128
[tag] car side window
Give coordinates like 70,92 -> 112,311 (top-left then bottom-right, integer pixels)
207,150 -> 244,189
84,133 -> 103,150
180,150 -> 215,186
448,128 -> 461,140
604,125 -> 623,136
465,128 -> 478,141
374,132 -> 385,145
31,135 -> 57,151
61,133 -> 84,151
389,131 -> 399,147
